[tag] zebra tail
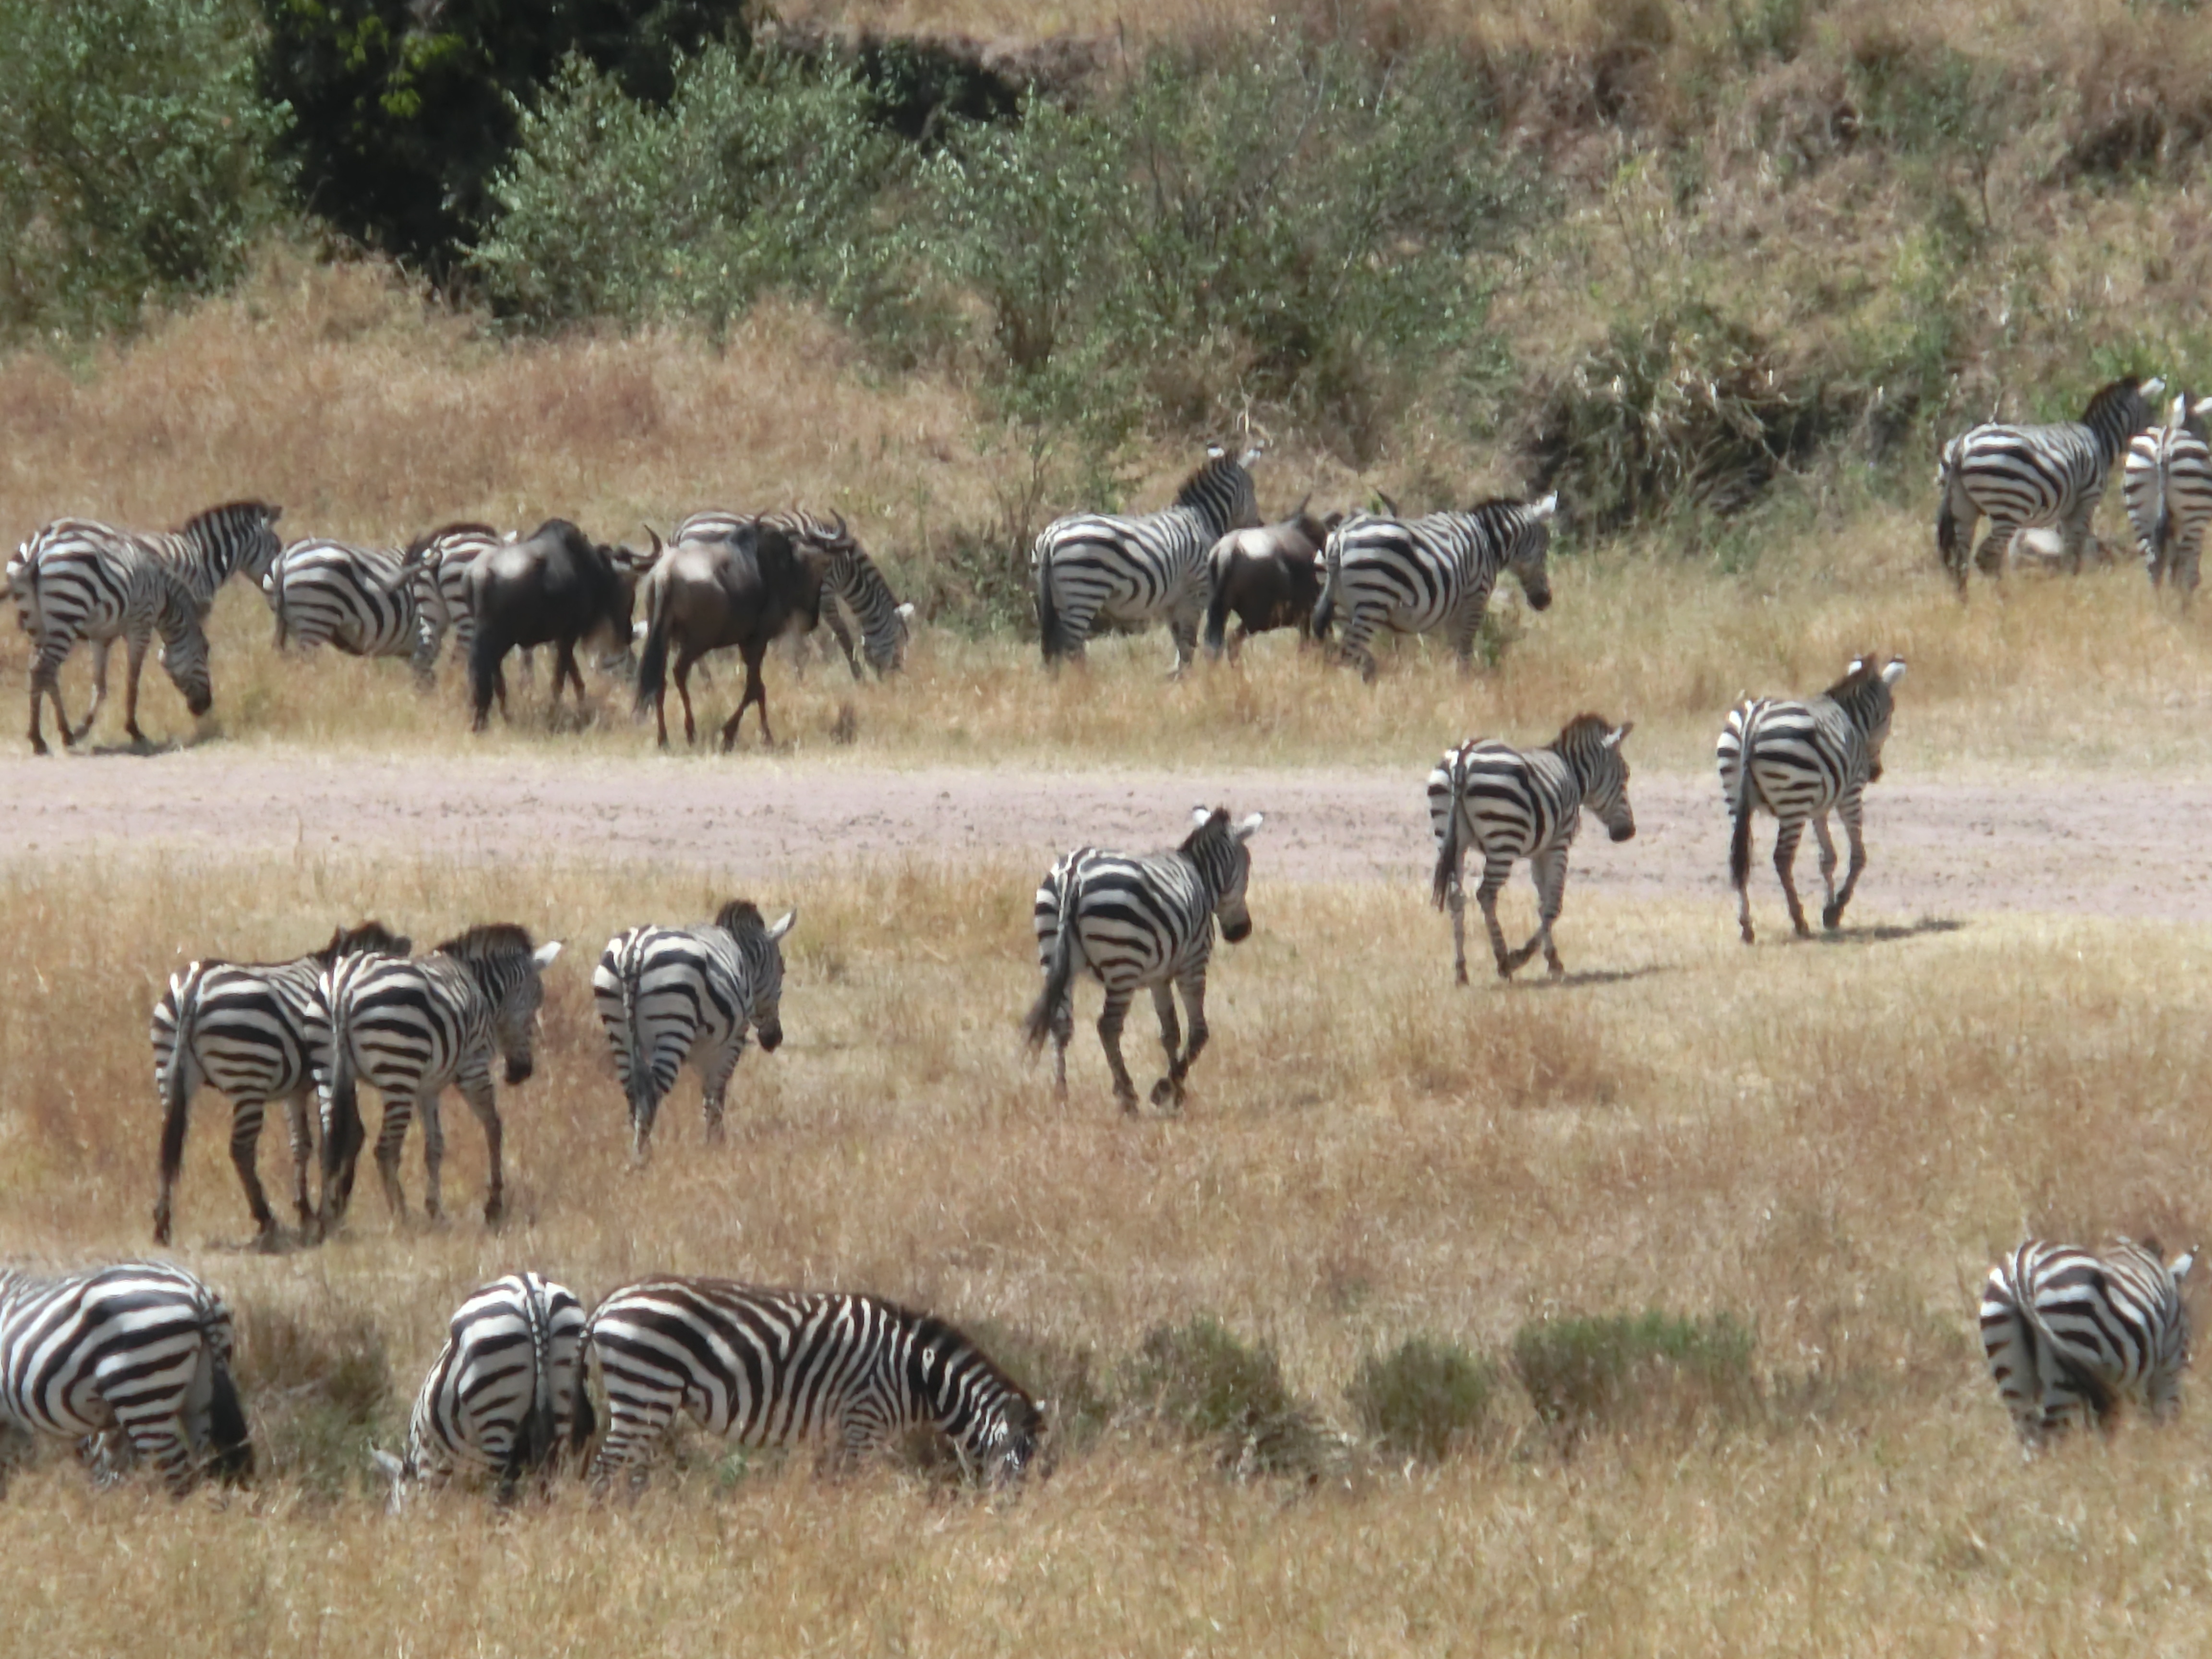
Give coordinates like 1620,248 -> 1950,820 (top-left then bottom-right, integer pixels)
2153,457 -> 2175,574
203,1317 -> 254,1484
20,553 -> 47,645
157,973 -> 204,1202
1022,891 -> 1080,1053
320,976 -> 362,1212
270,552 -> 291,649
1431,759 -> 1467,911
620,934 -> 649,1132
1728,714 -> 1758,891
512,1279 -> 558,1491
1935,445 -> 1963,564
1034,540 -> 1062,664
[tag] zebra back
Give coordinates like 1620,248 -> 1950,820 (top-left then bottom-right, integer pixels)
1981,1237 -> 2196,1439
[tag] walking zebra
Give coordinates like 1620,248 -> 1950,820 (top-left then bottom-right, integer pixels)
585,1279 -> 1043,1494
1428,715 -> 1635,985
264,538 -> 434,680
318,924 -> 563,1232
592,900 -> 796,1162
1313,494 -> 1557,682
1024,806 -> 1264,1112
1032,446 -> 1262,672
374,1274 -> 593,1503
152,919 -> 412,1248
1718,655 -> 1907,944
1981,1238 -> 2195,1442
675,508 -> 913,674
12,501 -> 282,753
2123,391 -> 2212,605
0,1261 -> 252,1496
399,522 -> 511,674
1936,375 -> 2163,592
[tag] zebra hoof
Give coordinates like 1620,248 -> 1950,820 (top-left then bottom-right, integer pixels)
1739,924 -> 1755,945
1453,966 -> 1468,987
1821,904 -> 1844,931
1150,1078 -> 1178,1108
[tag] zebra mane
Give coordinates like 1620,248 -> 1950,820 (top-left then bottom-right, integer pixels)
1821,655 -> 1893,699
2081,377 -> 2150,428
1551,712 -> 1615,752
1173,453 -> 1247,510
714,898 -> 767,936
404,522 -> 502,560
433,922 -> 537,962
313,919 -> 412,964
180,501 -> 280,537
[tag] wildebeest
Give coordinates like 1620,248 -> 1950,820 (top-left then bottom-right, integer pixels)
1201,498 -> 1341,661
466,520 -> 653,732
634,521 -> 821,750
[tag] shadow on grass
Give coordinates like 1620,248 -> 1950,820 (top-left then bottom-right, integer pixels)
1814,917 -> 1966,947
1497,964 -> 1676,990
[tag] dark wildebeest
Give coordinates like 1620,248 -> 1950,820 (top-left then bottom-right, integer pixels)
466,519 -> 654,732
634,521 -> 821,750
1201,498 -> 1342,661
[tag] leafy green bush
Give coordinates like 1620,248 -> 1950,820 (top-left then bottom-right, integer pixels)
1122,1316 -> 1333,1479
0,0 -> 290,340
1511,1310 -> 1760,1446
1349,1336 -> 1499,1463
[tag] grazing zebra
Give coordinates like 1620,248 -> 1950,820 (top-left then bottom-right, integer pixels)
585,1278 -> 1043,1494
264,538 -> 434,681
1936,375 -> 2163,592
2124,391 -> 2212,606
1032,446 -> 1262,672
1428,715 -> 1635,985
592,900 -> 797,1162
318,924 -> 563,1232
1312,494 -> 1557,682
1718,655 -> 1907,944
1024,806 -> 1264,1113
399,522 -> 511,674
374,1274 -> 594,1503
674,508 -> 912,674
12,501 -> 282,754
152,919 -> 412,1249
0,1261 -> 252,1496
1981,1238 -> 2195,1442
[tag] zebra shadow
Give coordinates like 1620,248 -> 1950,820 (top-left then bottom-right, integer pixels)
1512,964 -> 1674,990
1813,917 -> 1966,947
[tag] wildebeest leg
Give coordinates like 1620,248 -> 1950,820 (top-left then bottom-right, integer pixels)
1095,985 -> 1139,1114
673,648 -> 701,747
1822,793 -> 1869,932
121,628 -> 152,744
552,640 -> 582,719
720,643 -> 771,751
1476,854 -> 1516,978
1227,621 -> 1249,663
1773,818 -> 1812,937
66,638 -> 113,746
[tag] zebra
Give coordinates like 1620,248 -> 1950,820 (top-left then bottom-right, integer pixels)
584,1278 -> 1043,1494
317,924 -> 563,1233
374,1273 -> 594,1504
1981,1238 -> 2196,1443
1312,494 -> 1557,682
1024,806 -> 1264,1113
1428,715 -> 1635,985
152,919 -> 413,1249
13,501 -> 282,754
592,900 -> 797,1163
264,537 -> 435,681
673,508 -> 913,674
0,1261 -> 252,1496
1032,446 -> 1262,672
2123,391 -> 2212,606
398,522 -> 511,675
1935,375 -> 2163,592
1718,655 -> 1908,945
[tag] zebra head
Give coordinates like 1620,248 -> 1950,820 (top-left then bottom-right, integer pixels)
437,925 -> 563,1084
907,1315 -> 1046,1488
717,900 -> 796,1051
1831,655 -> 1907,781
1555,715 -> 1636,842
153,584 -> 215,717
1502,492 -> 1558,612
1185,806 -> 1265,943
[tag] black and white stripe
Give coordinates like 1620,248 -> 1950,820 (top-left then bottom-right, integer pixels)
1981,1238 -> 2195,1442
398,523 -> 511,674
585,1278 -> 1043,1493
1023,806 -> 1263,1112
674,509 -> 912,674
1032,448 -> 1262,671
1428,715 -> 1635,985
264,537 -> 434,679
592,900 -> 796,1161
152,920 -> 411,1248
318,925 -> 563,1232
1936,376 -> 2162,592
376,1273 -> 593,1502
12,501 -> 280,753
0,1261 -> 251,1496
2124,391 -> 2212,605
1719,655 -> 1907,944
1312,494 -> 1557,681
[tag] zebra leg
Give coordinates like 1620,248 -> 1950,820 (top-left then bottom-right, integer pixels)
1154,968 -> 1211,1109
96,1353 -> 198,1495
1146,983 -> 1184,1109
225,1097 -> 280,1246
1822,795 -> 1869,931
588,1388 -> 680,1499
1812,814 -> 1839,913
1446,878 -> 1470,987
1167,609 -> 1200,678
457,1072 -> 505,1226
1972,526 -> 2011,581
1476,855 -> 1516,979
122,630 -> 152,745
1773,819 -> 1812,937
698,1045 -> 741,1146
283,1089 -> 317,1240
66,637 -> 114,746
373,1093 -> 413,1221
1095,986 -> 1140,1113
1511,846 -> 1568,978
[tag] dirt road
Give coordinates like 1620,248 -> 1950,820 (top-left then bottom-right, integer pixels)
0,750 -> 2200,922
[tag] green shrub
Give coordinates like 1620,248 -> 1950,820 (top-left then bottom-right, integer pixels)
1349,1336 -> 1499,1463
1122,1317 -> 1333,1479
1510,1310 -> 1760,1446
0,0 -> 290,341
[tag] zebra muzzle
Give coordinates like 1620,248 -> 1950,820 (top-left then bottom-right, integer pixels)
504,1056 -> 535,1084
1222,918 -> 1253,944
1610,822 -> 1636,842
757,1023 -> 784,1053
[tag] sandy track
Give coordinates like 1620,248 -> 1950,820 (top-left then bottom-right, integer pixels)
0,750 -> 2201,922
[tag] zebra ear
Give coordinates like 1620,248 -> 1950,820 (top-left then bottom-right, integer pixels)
2172,1248 -> 2197,1283
532,941 -> 564,970
896,602 -> 916,621
2143,375 -> 2167,398
1191,805 -> 1213,828
1233,812 -> 1264,842
1605,721 -> 1634,748
2194,397 -> 2212,420
1879,659 -> 1908,686
1528,493 -> 1559,521
766,909 -> 797,943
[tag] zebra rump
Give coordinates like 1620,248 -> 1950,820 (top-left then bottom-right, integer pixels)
1981,1237 -> 2196,1440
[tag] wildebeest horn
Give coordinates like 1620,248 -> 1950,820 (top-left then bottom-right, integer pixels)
830,510 -> 849,544
646,526 -> 664,558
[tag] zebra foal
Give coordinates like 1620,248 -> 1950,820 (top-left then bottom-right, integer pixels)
1718,654 -> 1906,944
1429,715 -> 1635,984
0,1261 -> 252,1496
1025,806 -> 1263,1113
1313,493 -> 1556,681
152,919 -> 411,1248
585,1279 -> 1043,1494
375,1273 -> 593,1504
2123,390 -> 2212,605
1033,446 -> 1262,672
1982,1238 -> 2195,1443
1936,375 -> 2161,592
318,924 -> 563,1233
